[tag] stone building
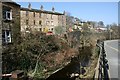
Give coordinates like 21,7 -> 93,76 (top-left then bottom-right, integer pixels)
0,1 -> 20,45
0,1 -> 20,78
20,3 -> 66,34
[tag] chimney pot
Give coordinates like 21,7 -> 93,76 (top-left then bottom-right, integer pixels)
52,7 -> 55,12
40,5 -> 43,11
28,3 -> 31,10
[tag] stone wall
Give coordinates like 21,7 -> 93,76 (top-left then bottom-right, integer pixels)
2,2 -> 20,44
20,7 -> 66,34
0,1 -> 2,79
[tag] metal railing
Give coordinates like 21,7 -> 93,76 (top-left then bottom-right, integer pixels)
95,42 -> 110,80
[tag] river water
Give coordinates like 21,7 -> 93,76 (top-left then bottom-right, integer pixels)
46,57 -> 87,80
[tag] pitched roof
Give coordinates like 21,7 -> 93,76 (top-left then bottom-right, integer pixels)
0,0 -> 13,2
0,0 -> 20,6
21,7 -> 64,15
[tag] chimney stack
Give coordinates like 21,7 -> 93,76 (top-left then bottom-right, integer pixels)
52,6 -> 55,12
28,3 -> 31,10
40,5 -> 43,11
63,11 -> 66,15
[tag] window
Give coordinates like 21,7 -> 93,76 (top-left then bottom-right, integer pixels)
39,28 -> 42,31
47,14 -> 49,19
26,20 -> 28,25
43,28 -> 45,31
2,30 -> 11,43
39,13 -> 41,18
51,21 -> 53,26
51,28 -> 54,31
26,11 -> 29,16
6,11 -> 12,20
34,20 -> 35,25
58,15 -> 59,20
33,12 -> 35,17
41,13 -> 43,17
49,28 -> 50,31
3,6 -> 12,20
46,21 -> 49,25
51,14 -> 53,19
39,21 -> 42,25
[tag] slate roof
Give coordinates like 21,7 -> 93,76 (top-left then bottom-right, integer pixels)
0,0 -> 20,6
21,7 -> 64,15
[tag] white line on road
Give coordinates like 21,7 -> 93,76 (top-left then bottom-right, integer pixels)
105,44 -> 118,52
104,41 -> 119,79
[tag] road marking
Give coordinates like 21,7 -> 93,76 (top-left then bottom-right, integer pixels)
105,44 -> 118,52
104,42 -> 119,79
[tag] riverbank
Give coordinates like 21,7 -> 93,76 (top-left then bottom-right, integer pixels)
45,45 -> 99,80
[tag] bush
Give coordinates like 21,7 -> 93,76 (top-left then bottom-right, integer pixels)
2,32 -> 60,73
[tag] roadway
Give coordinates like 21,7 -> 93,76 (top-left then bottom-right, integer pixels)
104,40 -> 119,79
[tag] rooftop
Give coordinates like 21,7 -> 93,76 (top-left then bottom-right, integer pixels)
1,0 -> 20,6
21,7 -> 64,15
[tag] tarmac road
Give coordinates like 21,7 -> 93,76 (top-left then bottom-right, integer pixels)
104,40 -> 119,79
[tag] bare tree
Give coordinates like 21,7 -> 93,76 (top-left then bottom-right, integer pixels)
66,12 -> 74,31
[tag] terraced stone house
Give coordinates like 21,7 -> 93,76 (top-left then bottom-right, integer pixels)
20,3 -> 66,34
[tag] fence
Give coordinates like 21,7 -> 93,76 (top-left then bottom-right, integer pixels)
95,42 -> 110,80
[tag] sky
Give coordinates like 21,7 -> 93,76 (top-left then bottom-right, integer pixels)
17,2 -> 118,25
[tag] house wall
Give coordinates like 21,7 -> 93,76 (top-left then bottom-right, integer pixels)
0,2 -> 2,44
0,1 -> 2,79
20,8 -> 66,34
2,2 -> 20,44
